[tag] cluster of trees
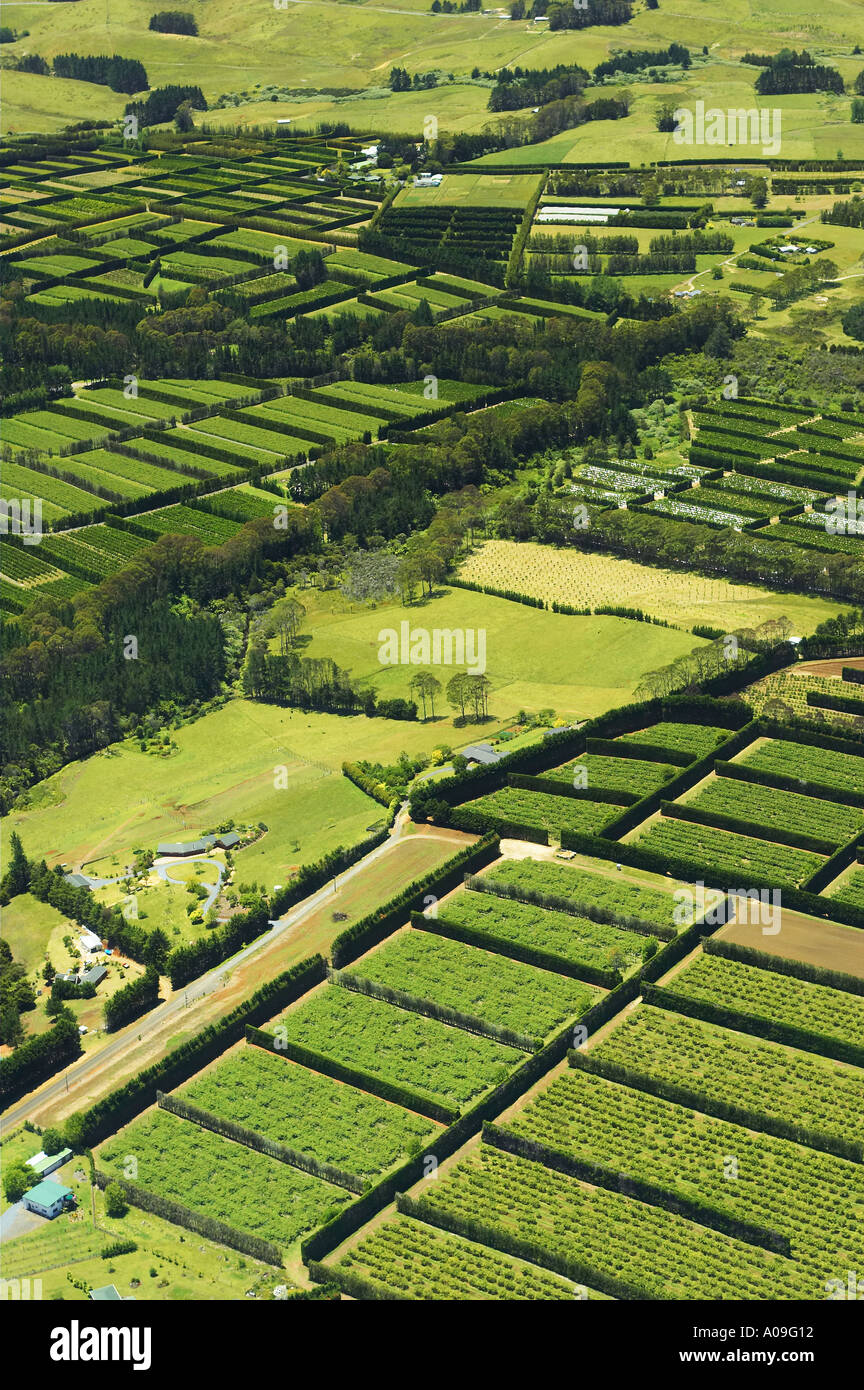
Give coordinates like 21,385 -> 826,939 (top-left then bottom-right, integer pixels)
0,936 -> 36,1047
762,257 -> 837,306
753,51 -> 845,96
125,83 -> 206,127
842,301 -> 864,342
634,619 -> 793,701
593,42 -> 690,80
388,67 -> 438,91
488,92 -> 630,148
535,0 -> 633,31
487,63 -> 589,113
430,0 -> 481,10
52,53 -> 149,94
823,195 -> 864,228
148,11 -> 198,34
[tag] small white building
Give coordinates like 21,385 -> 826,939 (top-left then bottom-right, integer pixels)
78,929 -> 103,955
413,173 -> 443,187
23,1180 -> 74,1220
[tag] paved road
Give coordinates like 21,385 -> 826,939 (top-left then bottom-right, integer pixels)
1,804 -> 412,1130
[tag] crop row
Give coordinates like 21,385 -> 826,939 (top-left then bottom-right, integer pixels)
669,952 -> 864,1049
591,1006 -> 864,1155
618,722 -> 732,758
459,787 -> 617,839
326,1216 -> 583,1300
265,985 -> 524,1112
540,753 -> 679,796
430,887 -> 650,978
400,1146 -> 809,1299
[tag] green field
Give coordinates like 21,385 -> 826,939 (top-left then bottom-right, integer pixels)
273,585 -> 708,723
179,1045 -> 440,1178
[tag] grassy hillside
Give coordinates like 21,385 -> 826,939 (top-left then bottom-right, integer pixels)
4,0 -> 864,139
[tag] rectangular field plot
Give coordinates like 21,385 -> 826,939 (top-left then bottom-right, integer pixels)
617,722 -> 734,759
540,753 -> 679,796
126,434 -> 250,475
635,818 -> 823,887
668,953 -> 864,1053
831,868 -> 864,912
739,738 -> 864,795
481,857 -> 691,930
0,542 -> 64,585
179,1047 -> 439,1179
588,1005 -> 864,1158
500,1066 -> 864,1291
74,524 -> 151,564
430,887 -> 650,981
187,415 -> 294,458
65,448 -> 199,492
457,787 -> 620,838
677,778 -> 864,848
97,1108 -> 350,1249
326,1218 -> 587,1300
1,460 -> 101,516
348,928 -> 598,1044
267,986 -> 525,1112
127,505 -> 243,543
403,1146 -> 809,1299
48,457 -> 150,501
76,389 -> 175,423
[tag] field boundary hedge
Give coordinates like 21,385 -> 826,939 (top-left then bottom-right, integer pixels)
703,936 -> 864,997
642,980 -> 864,1071
482,1123 -> 790,1256
63,956 -> 326,1149
327,967 -> 538,1052
568,1047 -> 863,1163
245,1026 -> 457,1124
92,1168 -> 283,1266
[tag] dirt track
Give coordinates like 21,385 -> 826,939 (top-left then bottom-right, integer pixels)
796,657 -> 864,678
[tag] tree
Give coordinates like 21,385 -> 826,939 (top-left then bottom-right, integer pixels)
0,997 -> 24,1048
464,673 -> 492,720
409,671 -> 442,719
3,1162 -> 32,1203
747,175 -> 769,209
174,99 -> 195,133
703,322 -> 732,359
41,1127 -> 65,1156
446,672 -> 472,720
4,832 -> 30,897
104,1182 -> 128,1218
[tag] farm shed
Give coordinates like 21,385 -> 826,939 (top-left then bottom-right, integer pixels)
63,872 -> 90,888
26,1147 -> 73,1178
463,743 -> 501,766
